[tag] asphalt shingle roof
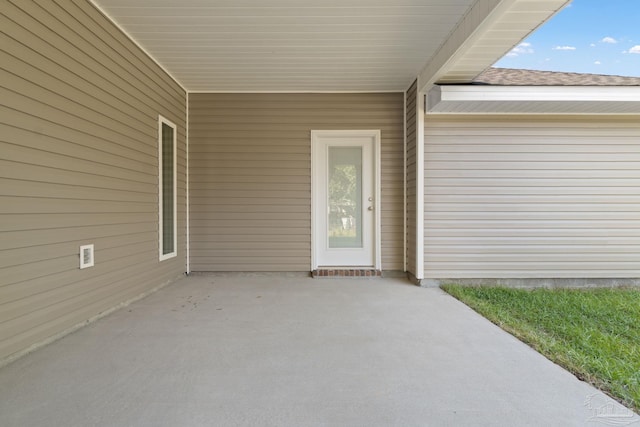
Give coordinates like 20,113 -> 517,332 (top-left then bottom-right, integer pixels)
473,67 -> 640,86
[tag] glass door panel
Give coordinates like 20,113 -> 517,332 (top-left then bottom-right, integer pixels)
328,147 -> 363,248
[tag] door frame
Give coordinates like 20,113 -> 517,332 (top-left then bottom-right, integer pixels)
311,130 -> 382,271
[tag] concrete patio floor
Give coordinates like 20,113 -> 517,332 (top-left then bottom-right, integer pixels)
0,275 -> 636,427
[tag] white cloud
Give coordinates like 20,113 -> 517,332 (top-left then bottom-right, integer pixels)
601,37 -> 618,44
629,45 -> 640,54
590,43 -> 596,47
553,45 -> 576,51
594,61 -> 601,65
506,42 -> 534,57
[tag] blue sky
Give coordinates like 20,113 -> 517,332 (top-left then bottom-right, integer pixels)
493,0 -> 640,76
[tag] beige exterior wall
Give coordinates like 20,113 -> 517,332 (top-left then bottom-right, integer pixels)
424,115 -> 640,278
405,81 -> 418,276
189,93 -> 404,271
1,0 -> 187,363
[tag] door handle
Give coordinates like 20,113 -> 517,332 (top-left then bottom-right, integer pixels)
368,206 -> 374,211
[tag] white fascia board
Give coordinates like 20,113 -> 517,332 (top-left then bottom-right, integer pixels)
434,85 -> 640,102
428,85 -> 640,114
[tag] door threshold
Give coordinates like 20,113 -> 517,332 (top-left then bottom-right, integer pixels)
312,268 -> 383,278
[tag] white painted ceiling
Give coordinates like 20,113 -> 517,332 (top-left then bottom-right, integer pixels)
91,0 -> 569,92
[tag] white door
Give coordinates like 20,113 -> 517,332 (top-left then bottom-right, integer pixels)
312,130 -> 380,269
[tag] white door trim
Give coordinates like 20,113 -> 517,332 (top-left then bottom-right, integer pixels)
311,130 -> 382,271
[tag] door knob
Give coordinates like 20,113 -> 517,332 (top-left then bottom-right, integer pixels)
368,206 -> 374,211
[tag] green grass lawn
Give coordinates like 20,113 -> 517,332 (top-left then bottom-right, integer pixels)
441,285 -> 640,413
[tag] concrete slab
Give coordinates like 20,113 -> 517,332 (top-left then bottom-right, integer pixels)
0,275 -> 637,427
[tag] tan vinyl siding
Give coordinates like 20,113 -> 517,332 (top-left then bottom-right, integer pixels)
189,93 -> 404,272
424,115 -> 640,278
405,81 -> 418,276
1,0 -> 186,362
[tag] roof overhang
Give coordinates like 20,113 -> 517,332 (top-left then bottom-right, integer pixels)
427,85 -> 640,114
417,0 -> 571,93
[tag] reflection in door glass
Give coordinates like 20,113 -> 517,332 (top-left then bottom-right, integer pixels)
328,147 -> 363,248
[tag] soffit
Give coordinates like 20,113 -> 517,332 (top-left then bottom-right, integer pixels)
91,0 -> 569,92
90,0 -> 477,92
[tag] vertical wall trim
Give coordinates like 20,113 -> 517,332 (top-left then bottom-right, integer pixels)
186,92 -> 191,274
374,130 -> 383,271
310,132 -> 317,271
403,91 -> 407,272
416,92 -> 425,279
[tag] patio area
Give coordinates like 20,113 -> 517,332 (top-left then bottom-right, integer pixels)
0,275 -> 629,426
